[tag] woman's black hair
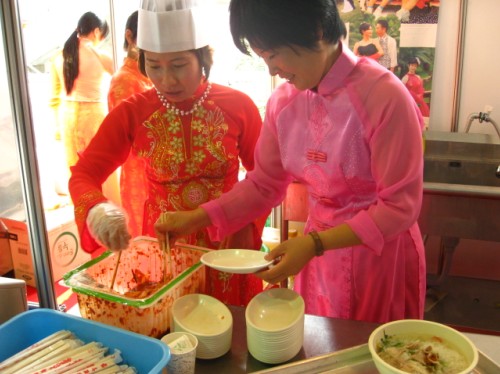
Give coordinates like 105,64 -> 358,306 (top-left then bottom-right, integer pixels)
229,0 -> 346,55
124,11 -> 138,50
408,56 -> 420,65
138,46 -> 214,82
62,11 -> 109,94
359,22 -> 371,35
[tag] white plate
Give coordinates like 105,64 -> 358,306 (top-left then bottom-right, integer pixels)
201,249 -> 273,274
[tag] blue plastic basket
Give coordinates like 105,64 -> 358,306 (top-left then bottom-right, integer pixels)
0,308 -> 170,373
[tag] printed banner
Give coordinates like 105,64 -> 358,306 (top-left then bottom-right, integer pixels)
338,0 -> 441,120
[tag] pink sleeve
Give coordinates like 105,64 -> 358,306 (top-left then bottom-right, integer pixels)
346,73 -> 424,254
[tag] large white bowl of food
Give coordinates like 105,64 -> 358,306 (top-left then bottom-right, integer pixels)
368,319 -> 478,374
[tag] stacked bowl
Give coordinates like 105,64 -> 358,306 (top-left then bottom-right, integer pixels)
245,288 -> 305,364
171,294 -> 233,359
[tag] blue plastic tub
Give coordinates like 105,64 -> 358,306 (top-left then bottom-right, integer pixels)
0,308 -> 170,373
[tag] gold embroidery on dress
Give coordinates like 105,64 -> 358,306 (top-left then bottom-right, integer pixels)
75,190 -> 105,222
139,102 -> 240,235
142,104 -> 233,181
182,181 -> 209,209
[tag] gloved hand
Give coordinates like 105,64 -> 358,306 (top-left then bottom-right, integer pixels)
86,202 -> 131,251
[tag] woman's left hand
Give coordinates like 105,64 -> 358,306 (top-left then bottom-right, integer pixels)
254,234 -> 316,284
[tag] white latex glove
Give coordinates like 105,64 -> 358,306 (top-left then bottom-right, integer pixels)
86,202 -> 131,251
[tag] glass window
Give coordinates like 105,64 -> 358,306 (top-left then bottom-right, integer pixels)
19,0 -> 111,210
8,0 -> 274,310
209,0 -> 271,117
0,23 -> 24,221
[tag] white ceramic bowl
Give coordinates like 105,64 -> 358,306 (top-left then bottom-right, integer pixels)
201,249 -> 272,274
171,294 -> 233,359
246,288 -> 305,332
368,319 -> 479,374
172,293 -> 232,336
245,288 -> 305,364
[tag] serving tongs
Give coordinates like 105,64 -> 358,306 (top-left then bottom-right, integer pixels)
159,212 -> 174,282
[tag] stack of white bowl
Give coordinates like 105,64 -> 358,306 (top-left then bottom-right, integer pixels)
245,288 -> 305,364
171,293 -> 233,359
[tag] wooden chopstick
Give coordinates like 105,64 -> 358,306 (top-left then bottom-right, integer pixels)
174,242 -> 214,252
166,230 -> 173,278
109,250 -> 122,290
159,212 -> 173,281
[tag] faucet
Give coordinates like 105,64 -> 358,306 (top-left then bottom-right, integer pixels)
464,106 -> 500,140
465,106 -> 500,178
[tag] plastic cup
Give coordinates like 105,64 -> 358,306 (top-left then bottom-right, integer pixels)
161,332 -> 198,374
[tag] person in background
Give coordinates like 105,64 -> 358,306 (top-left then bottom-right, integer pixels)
108,10 -> 153,238
340,0 -> 355,13
395,0 -> 432,23
365,0 -> 392,18
375,19 -> 398,73
69,0 -> 266,306
49,11 -> 120,204
401,56 -> 430,117
155,0 -> 426,324
353,22 -> 384,61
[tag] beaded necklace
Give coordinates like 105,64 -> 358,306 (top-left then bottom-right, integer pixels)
156,82 -> 212,116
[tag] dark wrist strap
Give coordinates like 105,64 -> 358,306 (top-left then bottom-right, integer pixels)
309,230 -> 325,256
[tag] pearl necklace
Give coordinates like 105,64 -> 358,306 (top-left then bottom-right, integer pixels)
156,83 -> 212,116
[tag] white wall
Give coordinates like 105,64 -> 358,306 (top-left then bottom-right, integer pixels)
429,1 -> 459,132
430,0 -> 500,136
457,0 -> 500,135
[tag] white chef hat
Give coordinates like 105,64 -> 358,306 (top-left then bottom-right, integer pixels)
137,0 -> 213,53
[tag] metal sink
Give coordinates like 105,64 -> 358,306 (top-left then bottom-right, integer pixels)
424,158 -> 500,189
423,130 -> 500,190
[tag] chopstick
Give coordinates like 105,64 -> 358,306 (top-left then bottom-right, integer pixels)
159,212 -> 173,281
174,242 -> 214,252
109,250 -> 122,290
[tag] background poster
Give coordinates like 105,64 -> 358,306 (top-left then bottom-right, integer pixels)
337,0 -> 440,120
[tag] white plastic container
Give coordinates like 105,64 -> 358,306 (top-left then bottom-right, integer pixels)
64,237 -> 207,338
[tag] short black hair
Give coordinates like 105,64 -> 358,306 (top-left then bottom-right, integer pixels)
229,0 -> 346,55
376,19 -> 389,30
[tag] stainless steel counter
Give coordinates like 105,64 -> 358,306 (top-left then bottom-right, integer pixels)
465,333 -> 500,364
194,305 -> 376,373
194,306 -> 500,373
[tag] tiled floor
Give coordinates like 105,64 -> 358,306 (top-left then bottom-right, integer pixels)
424,275 -> 500,333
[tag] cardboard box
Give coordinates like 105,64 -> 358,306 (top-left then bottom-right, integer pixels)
0,220 -> 14,276
2,206 -> 91,287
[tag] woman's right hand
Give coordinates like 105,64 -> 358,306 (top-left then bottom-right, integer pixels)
86,202 -> 131,251
154,208 -> 211,246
